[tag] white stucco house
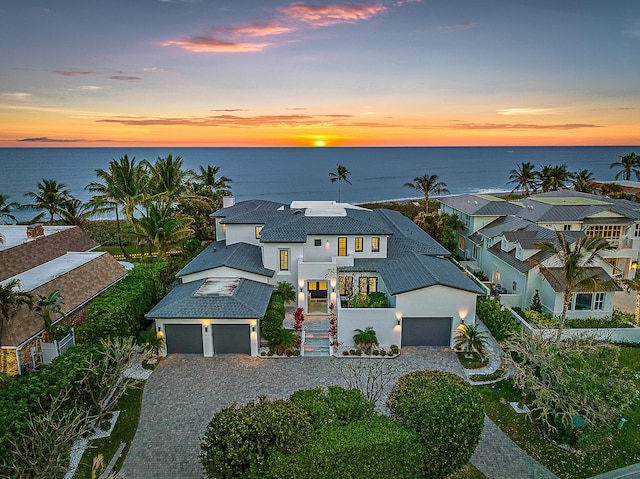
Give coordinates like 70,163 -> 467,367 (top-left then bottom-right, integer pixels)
439,191 -> 635,319
146,199 -> 483,356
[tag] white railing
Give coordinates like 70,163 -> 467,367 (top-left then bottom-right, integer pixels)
40,329 -> 76,365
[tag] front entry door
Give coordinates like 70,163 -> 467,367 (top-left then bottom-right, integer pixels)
307,281 -> 328,313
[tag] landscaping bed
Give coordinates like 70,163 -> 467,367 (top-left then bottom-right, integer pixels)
456,352 -> 488,369
478,347 -> 640,479
513,307 -> 637,329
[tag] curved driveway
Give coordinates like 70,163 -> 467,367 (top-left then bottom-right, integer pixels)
122,348 -> 556,479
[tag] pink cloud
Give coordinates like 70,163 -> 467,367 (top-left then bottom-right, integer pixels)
278,2 -> 387,27
162,37 -> 272,53
208,22 -> 293,38
55,70 -> 95,76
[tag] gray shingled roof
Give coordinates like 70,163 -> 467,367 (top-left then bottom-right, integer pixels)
145,278 -> 273,319
176,241 -> 275,278
488,243 -> 542,273
211,199 -> 285,220
439,194 -> 522,216
341,252 -> 483,295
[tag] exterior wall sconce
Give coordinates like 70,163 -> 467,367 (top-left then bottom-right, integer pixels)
203,320 -> 210,332
632,261 -> 638,269
397,318 -> 401,326
252,324 -> 256,332
300,286 -> 303,293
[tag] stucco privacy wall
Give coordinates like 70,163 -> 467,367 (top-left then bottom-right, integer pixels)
395,285 -> 478,346
337,306 -> 400,348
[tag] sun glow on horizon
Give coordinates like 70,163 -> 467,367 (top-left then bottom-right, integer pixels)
314,140 -> 326,147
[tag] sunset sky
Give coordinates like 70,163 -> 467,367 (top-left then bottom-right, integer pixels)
1,0 -> 639,147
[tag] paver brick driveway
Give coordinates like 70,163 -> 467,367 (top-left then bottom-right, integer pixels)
122,347 -> 462,479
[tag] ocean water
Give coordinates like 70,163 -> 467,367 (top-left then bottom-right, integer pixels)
0,146 -> 638,222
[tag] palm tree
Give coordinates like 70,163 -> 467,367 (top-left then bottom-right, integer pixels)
35,290 -> 67,342
329,164 -> 352,203
453,323 -> 488,358
0,194 -> 20,224
0,279 -> 33,347
536,230 -> 615,337
571,169 -> 596,193
194,165 -> 232,196
610,152 -> 640,181
508,162 -> 537,197
403,174 -> 449,213
148,155 -> 193,206
537,164 -> 571,192
353,326 -> 379,353
24,179 -> 71,224
134,204 -> 193,258
59,198 -> 92,226
274,281 -> 296,304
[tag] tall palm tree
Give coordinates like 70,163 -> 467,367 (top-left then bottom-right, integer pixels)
537,164 -> 571,192
194,165 -> 232,196
148,155 -> 193,206
571,169 -> 596,193
59,198 -> 92,226
508,162 -> 537,197
134,204 -> 193,258
453,323 -> 488,358
0,194 -> 20,224
0,279 -> 33,347
329,164 -> 352,203
610,152 -> 640,181
24,179 -> 71,224
404,174 -> 449,213
536,230 -> 615,337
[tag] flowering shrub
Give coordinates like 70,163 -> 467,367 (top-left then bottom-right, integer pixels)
293,307 -> 305,332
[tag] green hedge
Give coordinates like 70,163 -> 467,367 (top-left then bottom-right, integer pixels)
78,263 -> 165,344
260,295 -> 285,341
266,416 -> 424,479
289,386 -> 374,427
387,370 -> 485,479
476,296 -> 520,341
199,397 -> 312,479
516,307 -> 636,329
0,344 -> 102,474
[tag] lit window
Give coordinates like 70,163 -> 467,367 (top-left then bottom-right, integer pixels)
355,237 -> 363,252
586,225 -> 622,241
359,276 -> 378,294
459,236 -> 465,250
371,237 -> 380,253
338,237 -> 347,256
339,276 -> 353,296
221,223 -> 226,232
279,250 -> 289,271
255,226 -> 263,239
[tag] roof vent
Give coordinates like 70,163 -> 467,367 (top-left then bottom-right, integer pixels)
474,201 -> 478,205
293,209 -> 303,215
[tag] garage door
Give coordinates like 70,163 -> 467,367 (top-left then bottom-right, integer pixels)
213,324 -> 251,354
402,317 -> 452,346
165,324 -> 204,354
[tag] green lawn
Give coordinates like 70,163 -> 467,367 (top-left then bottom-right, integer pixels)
456,352 -> 488,369
73,383 -> 145,479
452,463 -> 488,479
93,245 -> 156,258
479,347 -> 640,479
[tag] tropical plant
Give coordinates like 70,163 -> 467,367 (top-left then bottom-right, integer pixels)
537,164 -> 571,192
24,179 -> 71,224
147,154 -> 193,206
600,182 -> 625,198
0,279 -> 33,347
59,197 -> 92,226
293,307 -> 305,332
134,203 -> 193,258
413,211 -> 464,252
353,326 -> 378,352
269,327 -> 299,355
403,174 -> 449,213
610,152 -> 640,181
0,194 -> 20,224
194,165 -> 232,198
453,323 -> 488,358
274,281 -> 296,304
535,230 -> 615,336
387,370 -> 484,479
329,164 -> 352,202
508,162 -> 537,197
571,169 -> 596,193
35,289 -> 68,342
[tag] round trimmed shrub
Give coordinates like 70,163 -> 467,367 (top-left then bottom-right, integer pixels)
199,397 -> 312,479
387,370 -> 484,479
266,416 -> 424,479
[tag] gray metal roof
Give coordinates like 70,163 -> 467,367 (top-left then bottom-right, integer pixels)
488,243 -> 542,273
540,267 -> 622,293
176,241 -> 275,278
341,252 -> 483,295
211,199 -> 285,219
438,194 -> 522,216
145,278 -> 273,319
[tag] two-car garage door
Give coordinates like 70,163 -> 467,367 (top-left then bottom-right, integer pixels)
401,317 -> 452,346
164,324 -> 251,354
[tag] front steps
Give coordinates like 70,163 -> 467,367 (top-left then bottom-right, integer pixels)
303,320 -> 331,356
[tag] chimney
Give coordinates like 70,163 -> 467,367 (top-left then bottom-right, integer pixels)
26,224 -> 45,239
222,196 -> 236,208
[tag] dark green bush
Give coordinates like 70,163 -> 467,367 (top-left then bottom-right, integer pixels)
266,416 -> 424,479
387,370 -> 484,479
476,296 -> 520,341
83,220 -> 137,246
289,386 -> 374,427
199,397 -> 312,479
367,291 -> 387,308
261,295 -> 286,341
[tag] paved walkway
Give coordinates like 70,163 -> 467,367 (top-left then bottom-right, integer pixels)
121,348 -> 556,479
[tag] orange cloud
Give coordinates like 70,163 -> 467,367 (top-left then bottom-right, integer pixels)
278,2 -> 387,26
162,38 -> 272,53
207,22 -> 293,37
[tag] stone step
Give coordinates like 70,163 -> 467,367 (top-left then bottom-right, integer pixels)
304,345 -> 330,356
305,332 -> 329,339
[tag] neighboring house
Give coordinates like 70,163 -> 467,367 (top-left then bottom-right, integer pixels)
0,225 -> 127,375
439,190 -> 636,318
146,199 -> 483,357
